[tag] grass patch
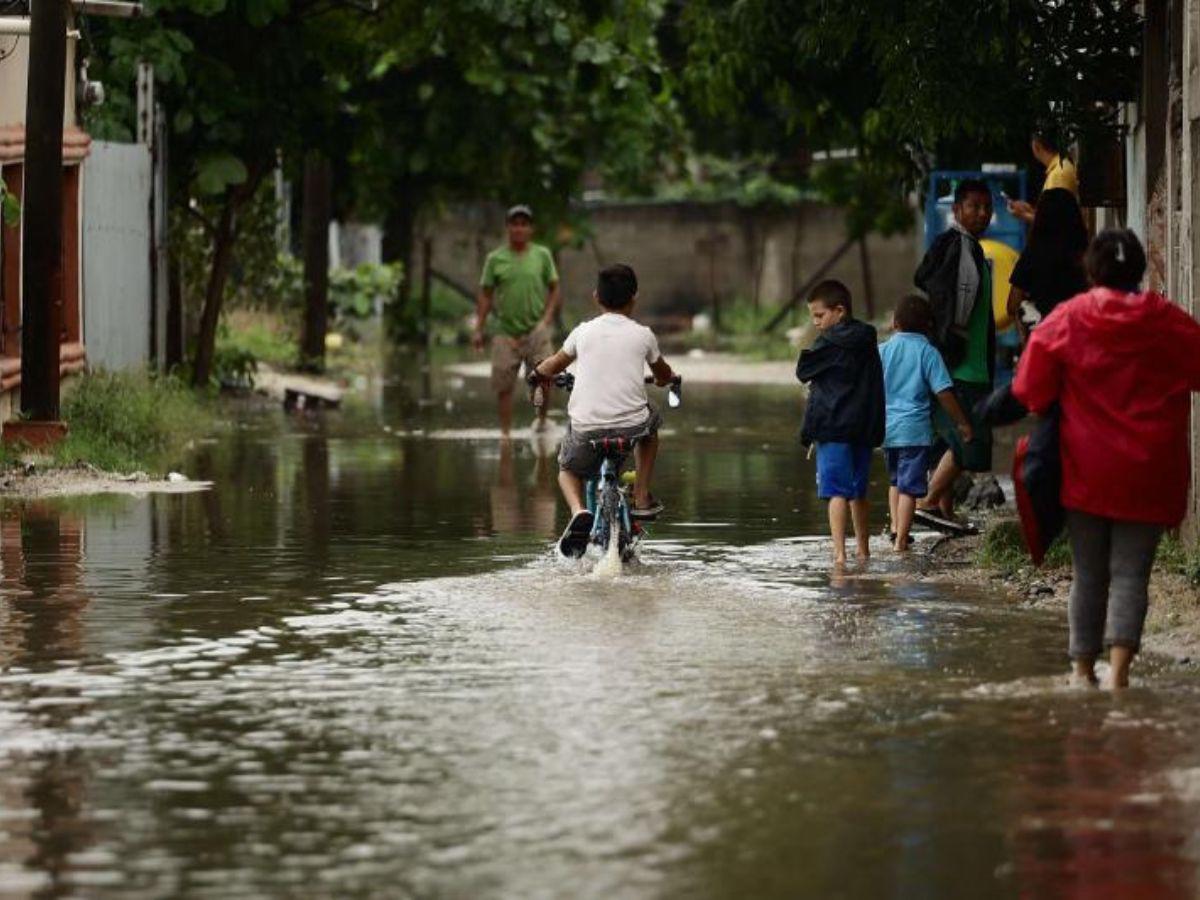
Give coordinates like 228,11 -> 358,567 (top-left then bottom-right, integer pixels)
45,370 -> 215,473
682,298 -> 801,360
978,518 -> 1071,575
1156,533 -> 1200,586
218,309 -> 300,371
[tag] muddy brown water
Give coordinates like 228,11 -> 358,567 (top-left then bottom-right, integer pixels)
1,354 -> 1199,898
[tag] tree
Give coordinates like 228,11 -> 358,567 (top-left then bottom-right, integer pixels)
84,0 -> 366,385
675,0 -> 1142,235
345,0 -> 682,317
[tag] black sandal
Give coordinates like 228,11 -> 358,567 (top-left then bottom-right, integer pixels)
558,510 -> 594,558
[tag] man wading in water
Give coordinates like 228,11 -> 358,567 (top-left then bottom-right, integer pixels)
473,205 -> 562,436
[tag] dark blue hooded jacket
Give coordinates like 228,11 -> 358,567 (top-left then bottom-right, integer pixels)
795,318 -> 885,447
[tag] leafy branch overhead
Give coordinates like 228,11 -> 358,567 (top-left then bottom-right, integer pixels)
677,0 -> 1142,234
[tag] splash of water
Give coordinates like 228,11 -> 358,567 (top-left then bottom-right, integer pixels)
590,526 -> 625,579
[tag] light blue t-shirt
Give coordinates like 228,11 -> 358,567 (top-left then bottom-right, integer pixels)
878,332 -> 953,448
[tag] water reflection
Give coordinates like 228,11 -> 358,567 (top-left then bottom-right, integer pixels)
0,504 -> 98,899
0,365 -> 1198,896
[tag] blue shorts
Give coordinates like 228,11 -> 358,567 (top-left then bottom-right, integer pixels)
885,446 -> 930,498
816,443 -> 872,500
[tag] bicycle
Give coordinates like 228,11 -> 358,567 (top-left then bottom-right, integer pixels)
531,371 -> 682,562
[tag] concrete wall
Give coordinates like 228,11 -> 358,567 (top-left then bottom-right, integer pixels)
0,26 -> 78,128
423,200 -> 918,325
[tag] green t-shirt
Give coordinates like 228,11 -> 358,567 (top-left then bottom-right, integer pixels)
479,243 -> 558,337
952,258 -> 992,384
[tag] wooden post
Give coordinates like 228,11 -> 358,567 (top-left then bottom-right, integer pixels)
858,237 -> 875,320
420,236 -> 433,346
20,0 -> 67,421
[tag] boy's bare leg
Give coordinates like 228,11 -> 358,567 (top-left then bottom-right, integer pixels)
850,498 -> 870,560
498,390 -> 514,437
558,470 -> 586,516
895,494 -> 916,551
920,450 -> 960,517
828,498 -> 849,566
888,487 -> 899,537
632,432 -> 658,508
1108,646 -> 1134,689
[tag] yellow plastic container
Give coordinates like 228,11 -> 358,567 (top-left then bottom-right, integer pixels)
980,238 -> 1019,332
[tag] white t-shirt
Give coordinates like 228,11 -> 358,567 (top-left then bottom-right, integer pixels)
562,313 -> 662,431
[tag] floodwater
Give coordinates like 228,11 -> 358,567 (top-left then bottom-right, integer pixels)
2,353 -> 1200,898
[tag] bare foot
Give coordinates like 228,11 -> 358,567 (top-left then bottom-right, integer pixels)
833,554 -> 847,569
1070,660 -> 1098,688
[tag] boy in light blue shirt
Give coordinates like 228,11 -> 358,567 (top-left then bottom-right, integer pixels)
879,295 -> 973,551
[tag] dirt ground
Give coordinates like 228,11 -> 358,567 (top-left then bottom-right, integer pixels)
0,465 -> 211,500
922,515 -> 1200,666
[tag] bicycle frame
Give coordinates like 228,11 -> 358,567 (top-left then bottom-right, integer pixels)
586,456 -> 636,554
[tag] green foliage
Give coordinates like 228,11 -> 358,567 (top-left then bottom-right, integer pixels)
331,263 -> 403,319
677,0 -> 1142,235
0,182 -> 19,227
1157,534 -> 1200,587
174,183 -> 298,315
978,518 -> 1070,575
681,298 -> 803,360
349,0 -> 684,243
53,371 -> 214,473
655,156 -> 813,207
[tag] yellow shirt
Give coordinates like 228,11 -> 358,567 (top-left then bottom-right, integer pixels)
1043,154 -> 1079,197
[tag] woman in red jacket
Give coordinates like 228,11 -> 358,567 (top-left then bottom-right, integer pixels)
1013,229 -> 1200,688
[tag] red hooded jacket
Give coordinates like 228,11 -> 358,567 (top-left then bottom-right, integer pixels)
1013,287 -> 1200,527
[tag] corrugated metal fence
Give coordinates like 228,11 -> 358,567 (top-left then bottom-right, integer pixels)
82,140 -> 152,371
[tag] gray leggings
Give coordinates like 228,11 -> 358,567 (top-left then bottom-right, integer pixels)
1066,510 -> 1163,659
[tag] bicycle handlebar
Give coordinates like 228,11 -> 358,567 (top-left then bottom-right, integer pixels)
529,371 -> 682,408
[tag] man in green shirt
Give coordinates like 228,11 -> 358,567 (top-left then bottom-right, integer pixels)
473,205 -> 561,436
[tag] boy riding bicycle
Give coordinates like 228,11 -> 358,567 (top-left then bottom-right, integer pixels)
528,264 -> 677,557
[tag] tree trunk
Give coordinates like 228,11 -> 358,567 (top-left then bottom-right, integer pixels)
190,194 -> 238,388
383,193 -> 417,337
300,152 -> 332,371
166,245 -> 183,368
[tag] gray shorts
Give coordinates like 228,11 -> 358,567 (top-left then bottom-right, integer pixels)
558,408 -> 662,479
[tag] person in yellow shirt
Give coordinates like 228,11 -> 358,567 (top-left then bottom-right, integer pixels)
1007,130 -> 1079,223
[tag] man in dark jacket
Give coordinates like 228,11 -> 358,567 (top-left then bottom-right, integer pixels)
913,178 -> 996,531
796,279 -> 885,566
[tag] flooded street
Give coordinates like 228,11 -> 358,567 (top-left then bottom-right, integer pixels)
2,355 -> 1200,898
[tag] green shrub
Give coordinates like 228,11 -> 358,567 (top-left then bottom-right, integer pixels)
1157,534 -> 1200,586
53,370 -> 214,473
978,518 -> 1071,575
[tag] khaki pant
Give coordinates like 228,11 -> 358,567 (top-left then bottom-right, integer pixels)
490,325 -> 553,393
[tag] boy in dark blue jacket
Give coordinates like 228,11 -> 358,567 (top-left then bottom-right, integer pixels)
796,280 -> 885,566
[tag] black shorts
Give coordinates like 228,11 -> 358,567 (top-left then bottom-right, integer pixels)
557,408 -> 661,479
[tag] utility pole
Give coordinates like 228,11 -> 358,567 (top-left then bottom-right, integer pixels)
21,0 -> 68,422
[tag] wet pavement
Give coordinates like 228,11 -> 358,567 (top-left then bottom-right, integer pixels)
1,353 -> 1199,898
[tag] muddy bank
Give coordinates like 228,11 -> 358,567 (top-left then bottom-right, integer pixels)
922,513 -> 1200,665
0,465 -> 212,500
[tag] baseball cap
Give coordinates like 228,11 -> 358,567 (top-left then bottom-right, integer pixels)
506,204 -> 534,222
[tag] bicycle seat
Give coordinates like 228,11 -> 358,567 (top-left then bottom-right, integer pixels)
587,432 -> 648,459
